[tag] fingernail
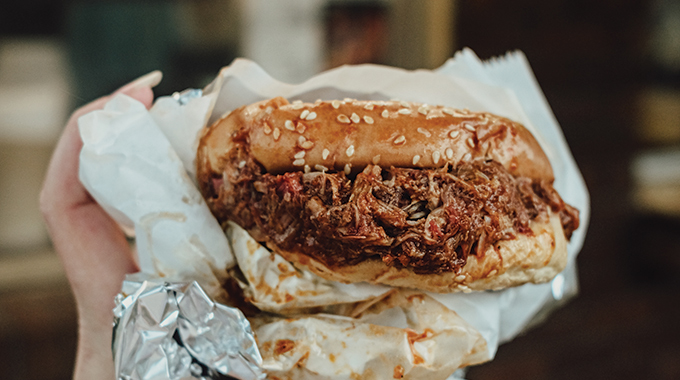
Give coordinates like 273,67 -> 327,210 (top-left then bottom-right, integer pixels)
117,70 -> 163,93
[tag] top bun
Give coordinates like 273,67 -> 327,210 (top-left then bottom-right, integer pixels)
200,97 -> 554,181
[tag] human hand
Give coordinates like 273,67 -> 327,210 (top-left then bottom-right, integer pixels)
40,71 -> 161,380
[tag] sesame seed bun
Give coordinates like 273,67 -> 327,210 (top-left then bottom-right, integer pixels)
196,97 -> 575,293
199,97 -> 554,181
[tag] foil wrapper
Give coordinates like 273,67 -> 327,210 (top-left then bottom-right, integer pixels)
113,278 -> 264,380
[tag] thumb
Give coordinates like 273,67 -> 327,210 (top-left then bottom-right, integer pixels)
114,70 -> 162,109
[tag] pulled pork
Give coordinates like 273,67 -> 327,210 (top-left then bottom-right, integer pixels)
207,156 -> 579,275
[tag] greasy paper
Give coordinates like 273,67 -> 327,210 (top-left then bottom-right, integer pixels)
80,48 -> 589,379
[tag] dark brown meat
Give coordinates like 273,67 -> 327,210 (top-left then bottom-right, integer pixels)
207,154 -> 579,275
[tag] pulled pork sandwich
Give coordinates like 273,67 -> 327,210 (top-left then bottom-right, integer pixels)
196,97 -> 579,293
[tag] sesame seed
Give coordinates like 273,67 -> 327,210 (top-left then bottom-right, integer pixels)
466,137 -> 476,148
350,113 -> 360,123
293,100 -> 303,105
263,123 -> 272,135
346,145 -> 355,157
448,130 -> 460,139
344,163 -> 351,175
417,127 -> 432,137
343,97 -> 354,102
304,164 -> 311,173
412,155 -> 421,165
382,110 -> 389,118
364,103 -> 374,110
306,111 -> 317,121
461,285 -> 472,293
442,108 -> 456,116
238,160 -> 246,168
300,109 -> 310,119
394,135 -> 406,145
400,100 -> 410,108
446,148 -> 454,159
337,114 -> 350,124
418,106 -> 429,115
464,123 -> 476,132
364,116 -> 374,124
273,127 -> 281,140
294,151 -> 306,159
291,103 -> 304,110
462,152 -> 472,162
293,158 -> 305,166
296,122 -> 306,134
301,141 -> 314,149
398,108 -> 412,115
285,120 -> 295,130
432,151 -> 441,164
315,164 -> 328,172
455,275 -> 466,282
322,148 -> 330,160
488,269 -> 498,277
426,112 -> 443,119
298,135 -> 306,144
372,154 -> 381,164
332,100 -> 341,109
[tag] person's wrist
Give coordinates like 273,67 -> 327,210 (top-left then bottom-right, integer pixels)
74,316 -> 116,380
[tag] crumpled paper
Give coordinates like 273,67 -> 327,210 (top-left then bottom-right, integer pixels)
226,221 -> 393,314
79,48 -> 590,379
251,289 -> 488,380
78,90 -> 234,297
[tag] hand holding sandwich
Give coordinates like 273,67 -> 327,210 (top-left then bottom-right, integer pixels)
39,71 -> 160,380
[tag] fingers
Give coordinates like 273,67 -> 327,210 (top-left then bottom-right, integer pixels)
40,70 -> 163,288
64,70 -> 161,135
40,71 -> 161,217
114,70 -> 163,97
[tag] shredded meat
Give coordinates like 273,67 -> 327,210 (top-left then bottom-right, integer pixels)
207,148 -> 579,275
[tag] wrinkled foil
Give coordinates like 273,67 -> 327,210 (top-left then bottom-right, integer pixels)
172,88 -> 204,105
113,277 -> 264,380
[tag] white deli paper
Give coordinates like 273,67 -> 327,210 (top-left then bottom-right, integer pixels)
79,48 -> 589,379
78,91 -> 235,297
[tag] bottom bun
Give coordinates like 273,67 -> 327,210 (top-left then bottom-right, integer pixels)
269,211 -> 567,293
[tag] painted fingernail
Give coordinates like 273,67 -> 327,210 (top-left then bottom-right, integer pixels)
117,70 -> 163,93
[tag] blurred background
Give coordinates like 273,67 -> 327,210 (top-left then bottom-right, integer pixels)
1,0 -> 679,379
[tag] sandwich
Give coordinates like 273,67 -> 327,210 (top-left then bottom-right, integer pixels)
196,97 -> 579,293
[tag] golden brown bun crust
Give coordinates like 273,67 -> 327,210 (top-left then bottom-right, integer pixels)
271,211 -> 567,293
200,97 -> 554,181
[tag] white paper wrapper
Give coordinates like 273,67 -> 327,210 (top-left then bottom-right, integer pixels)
251,290 -> 488,380
78,92 -> 235,297
226,221 -> 392,314
80,48 -> 589,379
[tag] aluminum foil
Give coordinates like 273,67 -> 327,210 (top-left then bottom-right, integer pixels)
113,278 -> 264,380
172,88 -> 204,106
